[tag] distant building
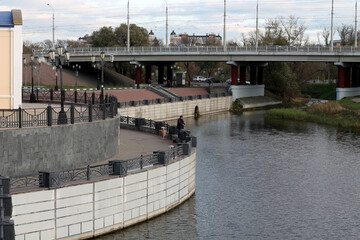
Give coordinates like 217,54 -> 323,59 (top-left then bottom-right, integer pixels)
333,40 -> 341,47
0,9 -> 23,109
78,34 -> 93,47
170,30 -> 222,46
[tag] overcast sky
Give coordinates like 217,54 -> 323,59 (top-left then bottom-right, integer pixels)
1,0 -> 357,44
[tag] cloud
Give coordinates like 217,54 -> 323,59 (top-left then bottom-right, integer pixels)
1,0 -> 356,43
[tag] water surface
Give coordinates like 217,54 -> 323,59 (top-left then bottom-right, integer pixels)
100,111 -> 360,239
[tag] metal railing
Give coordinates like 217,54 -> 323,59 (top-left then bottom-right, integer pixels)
23,88 -> 103,105
9,116 -> 194,190
0,101 -> 118,129
33,45 -> 360,57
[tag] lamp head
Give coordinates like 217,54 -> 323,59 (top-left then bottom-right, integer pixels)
56,46 -> 63,56
48,50 -> 55,61
100,51 -> 105,60
64,50 -> 70,61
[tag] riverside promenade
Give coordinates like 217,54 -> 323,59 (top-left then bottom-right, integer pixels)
21,101 -> 175,165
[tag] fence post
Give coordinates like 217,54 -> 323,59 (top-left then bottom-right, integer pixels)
86,165 -> 90,181
92,92 -> 95,105
102,104 -> 106,120
70,104 -> 75,124
47,106 -> 52,126
18,107 -> 22,129
74,90 -> 77,103
84,91 -> 87,104
50,89 -> 54,101
88,103 -> 92,122
110,102 -> 114,118
140,155 -> 143,169
0,176 -> 15,240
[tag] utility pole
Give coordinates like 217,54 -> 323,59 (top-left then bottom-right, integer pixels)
165,0 -> 168,47
356,1 -> 358,48
127,0 -> 130,52
330,0 -> 334,51
47,3 -> 55,48
256,0 -> 259,51
223,0 -> 226,51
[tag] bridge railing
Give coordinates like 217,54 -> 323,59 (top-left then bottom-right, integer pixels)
33,45 -> 360,57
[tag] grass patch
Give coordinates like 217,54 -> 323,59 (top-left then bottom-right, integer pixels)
266,103 -> 360,130
339,97 -> 360,111
301,83 -> 336,100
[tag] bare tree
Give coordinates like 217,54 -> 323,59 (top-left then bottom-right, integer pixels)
337,24 -> 355,46
280,15 -> 306,46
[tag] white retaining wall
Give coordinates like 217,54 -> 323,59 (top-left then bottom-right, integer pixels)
230,85 -> 265,102
120,96 -> 232,120
12,151 -> 196,240
336,87 -> 360,100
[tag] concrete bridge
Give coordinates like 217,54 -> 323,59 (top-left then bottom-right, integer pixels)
34,46 -> 360,100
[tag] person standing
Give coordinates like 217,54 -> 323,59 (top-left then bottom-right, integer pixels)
177,115 -> 185,139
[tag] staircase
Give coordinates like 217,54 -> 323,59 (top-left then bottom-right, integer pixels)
147,85 -> 178,99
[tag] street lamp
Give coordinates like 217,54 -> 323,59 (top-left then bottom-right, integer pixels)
29,55 -> 39,103
48,46 -> 70,124
164,0 -> 168,47
23,57 -> 28,87
72,64 -> 81,88
91,53 -> 114,103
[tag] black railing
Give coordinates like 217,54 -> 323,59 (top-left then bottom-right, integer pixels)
23,89 -> 103,105
9,116 -> 196,190
0,100 -> 118,129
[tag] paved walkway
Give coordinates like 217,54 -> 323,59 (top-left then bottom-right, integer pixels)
107,128 -> 174,162
21,101 -> 173,164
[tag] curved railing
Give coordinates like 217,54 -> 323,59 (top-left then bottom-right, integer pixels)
9,115 -> 195,191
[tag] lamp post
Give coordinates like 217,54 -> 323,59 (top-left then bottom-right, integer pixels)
54,68 -> 58,91
48,46 -> 70,124
23,57 -> 28,87
164,0 -> 168,47
29,55 -> 39,103
91,53 -> 114,103
72,64 -> 81,88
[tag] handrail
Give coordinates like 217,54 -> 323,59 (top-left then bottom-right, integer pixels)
33,45 -> 360,57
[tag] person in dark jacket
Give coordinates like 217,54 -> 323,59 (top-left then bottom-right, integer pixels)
177,115 -> 185,139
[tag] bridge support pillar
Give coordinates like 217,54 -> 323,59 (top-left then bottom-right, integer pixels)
158,65 -> 164,84
352,66 -> 360,88
257,66 -> 264,85
250,66 -> 257,85
231,65 -> 238,85
145,66 -> 152,84
167,67 -> 173,86
239,66 -> 246,85
336,63 -> 360,100
136,66 -> 142,88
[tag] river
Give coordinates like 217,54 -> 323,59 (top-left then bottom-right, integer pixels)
99,111 -> 360,239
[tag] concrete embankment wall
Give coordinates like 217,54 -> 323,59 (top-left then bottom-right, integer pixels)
120,96 -> 232,120
12,151 -> 196,240
0,117 -> 120,176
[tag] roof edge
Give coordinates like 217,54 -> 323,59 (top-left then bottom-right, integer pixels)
12,9 -> 22,25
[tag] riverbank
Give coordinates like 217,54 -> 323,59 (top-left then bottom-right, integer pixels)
265,98 -> 360,130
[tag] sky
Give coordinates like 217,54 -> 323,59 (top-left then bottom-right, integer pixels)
0,0 -> 358,45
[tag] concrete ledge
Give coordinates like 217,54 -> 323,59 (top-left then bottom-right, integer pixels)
230,85 -> 265,101
336,87 -> 360,100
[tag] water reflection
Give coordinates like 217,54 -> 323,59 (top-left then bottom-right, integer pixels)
100,111 -> 360,239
